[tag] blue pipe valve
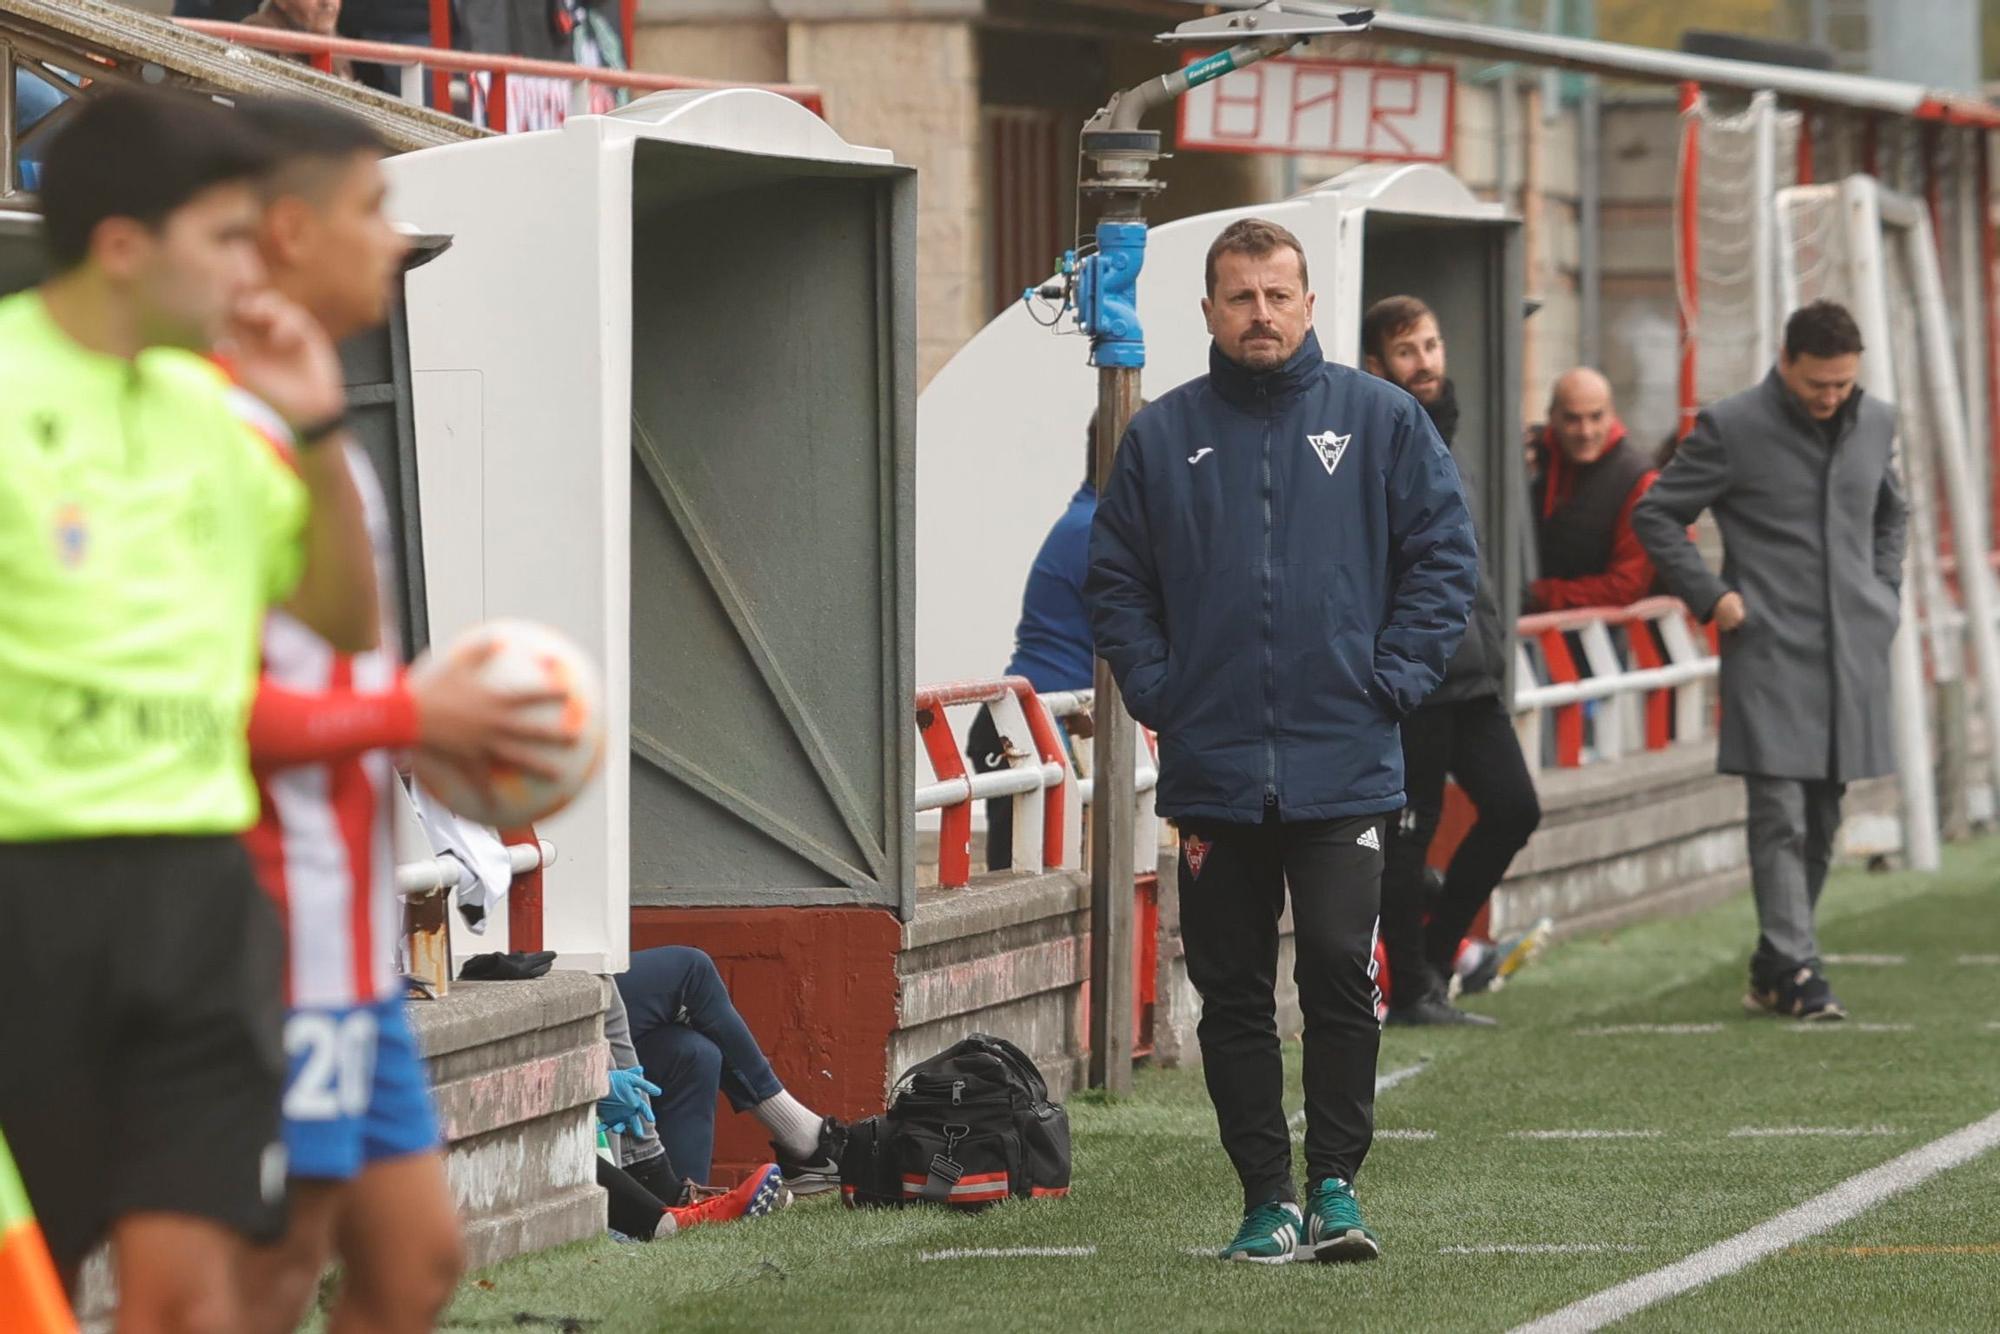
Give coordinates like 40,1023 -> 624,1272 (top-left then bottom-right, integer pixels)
1078,220 -> 1147,369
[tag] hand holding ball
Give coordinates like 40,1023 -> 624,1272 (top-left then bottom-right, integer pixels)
410,619 -> 605,827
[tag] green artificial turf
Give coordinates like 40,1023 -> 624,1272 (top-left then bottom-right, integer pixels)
424,840 -> 2000,1333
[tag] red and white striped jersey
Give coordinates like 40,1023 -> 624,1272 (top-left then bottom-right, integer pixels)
236,415 -> 416,1008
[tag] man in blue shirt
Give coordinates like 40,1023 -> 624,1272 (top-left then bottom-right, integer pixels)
966,412 -> 1108,870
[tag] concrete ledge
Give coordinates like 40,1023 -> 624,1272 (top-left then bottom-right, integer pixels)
408,973 -> 608,1269
414,975 -> 606,1060
905,871 -> 1087,949
895,869 -> 1088,1100
459,1180 -> 606,1274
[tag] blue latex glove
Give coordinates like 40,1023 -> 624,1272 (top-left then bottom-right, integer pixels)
596,1065 -> 662,1138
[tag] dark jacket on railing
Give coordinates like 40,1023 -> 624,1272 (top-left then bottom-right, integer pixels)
1085,330 -> 1477,823
1631,369 -> 1906,782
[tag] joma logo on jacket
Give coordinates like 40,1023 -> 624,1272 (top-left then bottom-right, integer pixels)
1085,330 -> 1479,823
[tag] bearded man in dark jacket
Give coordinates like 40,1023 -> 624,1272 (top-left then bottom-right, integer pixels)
1360,296 -> 1542,1027
1089,223 -> 1476,1266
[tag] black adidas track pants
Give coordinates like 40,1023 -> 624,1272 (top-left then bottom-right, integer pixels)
1176,808 -> 1385,1209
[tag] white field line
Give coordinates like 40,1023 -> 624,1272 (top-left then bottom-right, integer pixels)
1783,1022 -> 1915,1034
1507,1107 -> 2000,1334
1728,1126 -> 1902,1139
919,1247 -> 1096,1262
1510,1129 -> 1663,1141
1576,1023 -> 1723,1036
1822,953 -> 1905,966
1959,954 -> 2000,965
1290,1061 -> 1428,1129
1377,1129 -> 1438,1141
1986,1021 -> 2000,1032
1441,1243 -> 1647,1255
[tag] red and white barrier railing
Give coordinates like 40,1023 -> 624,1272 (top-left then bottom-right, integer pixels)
915,677 -> 1069,889
914,679 -> 1159,891
173,20 -> 824,133
1512,596 -> 1718,769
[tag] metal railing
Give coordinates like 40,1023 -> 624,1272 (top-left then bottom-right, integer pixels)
915,677 -> 1068,888
1512,595 -> 1719,769
914,678 -> 1159,890
171,20 -> 824,133
400,832 -> 554,996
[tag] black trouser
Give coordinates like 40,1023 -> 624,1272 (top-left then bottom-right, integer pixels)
966,705 -> 1015,871
1177,810 -> 1385,1207
1381,694 -> 1542,1005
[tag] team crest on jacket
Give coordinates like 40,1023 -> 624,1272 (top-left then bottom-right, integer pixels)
1307,430 -> 1351,476
1183,833 -> 1212,880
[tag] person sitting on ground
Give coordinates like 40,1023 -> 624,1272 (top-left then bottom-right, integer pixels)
595,975 -> 794,1239
1524,368 -> 1662,612
593,946 -> 846,1237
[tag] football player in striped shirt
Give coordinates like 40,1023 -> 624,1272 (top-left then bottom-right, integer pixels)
228,100 -> 569,1334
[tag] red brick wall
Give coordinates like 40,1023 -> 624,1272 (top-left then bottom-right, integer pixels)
628,904 -> 902,1182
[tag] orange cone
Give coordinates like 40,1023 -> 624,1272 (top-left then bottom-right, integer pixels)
0,1131 -> 76,1334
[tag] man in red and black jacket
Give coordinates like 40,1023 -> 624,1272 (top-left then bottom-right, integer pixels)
1526,368 -> 1661,611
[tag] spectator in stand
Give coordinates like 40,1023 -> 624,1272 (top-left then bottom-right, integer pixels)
1525,368 -> 1662,612
243,0 -> 356,80
337,0 -> 439,99
965,408 -> 1128,871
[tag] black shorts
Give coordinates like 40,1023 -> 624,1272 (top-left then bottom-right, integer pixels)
0,835 -> 288,1272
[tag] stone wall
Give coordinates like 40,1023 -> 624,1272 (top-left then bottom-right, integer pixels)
786,20 -> 984,385
894,872 -> 1091,1099
411,975 -> 609,1270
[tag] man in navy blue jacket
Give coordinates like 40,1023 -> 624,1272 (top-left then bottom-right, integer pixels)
1087,218 -> 1476,1266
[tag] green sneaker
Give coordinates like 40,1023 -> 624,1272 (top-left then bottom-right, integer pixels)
1219,1200 -> 1303,1265
1300,1177 -> 1381,1263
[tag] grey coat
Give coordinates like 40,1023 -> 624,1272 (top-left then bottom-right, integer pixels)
1631,370 -> 1907,782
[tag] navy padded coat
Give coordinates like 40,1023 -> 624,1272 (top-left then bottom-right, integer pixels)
1085,331 -> 1478,823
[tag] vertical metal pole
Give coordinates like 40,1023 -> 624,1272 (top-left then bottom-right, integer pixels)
1980,134 -> 2000,547
1576,0 -> 1601,366
1840,178 -> 1941,869
1676,81 -> 1702,439
1088,371 -> 1139,1095
0,42 -> 15,203
1577,72 -> 1601,365
1909,214 -> 2000,816
1750,92 -> 1778,365
428,0 -> 452,112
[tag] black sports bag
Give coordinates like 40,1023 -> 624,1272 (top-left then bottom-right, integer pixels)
839,1033 -> 1071,1210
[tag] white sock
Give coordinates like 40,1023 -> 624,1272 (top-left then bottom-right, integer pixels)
753,1089 -> 824,1158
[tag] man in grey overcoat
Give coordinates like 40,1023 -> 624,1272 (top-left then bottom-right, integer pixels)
1632,300 -> 1907,1022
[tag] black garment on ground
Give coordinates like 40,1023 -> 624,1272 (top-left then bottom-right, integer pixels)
0,836 -> 288,1273
1176,809 -> 1384,1206
1422,381 -> 1506,705
1380,696 -> 1542,1002
460,949 -> 556,980
966,704 -> 1015,872
598,1156 -> 666,1239
171,0 -> 261,18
